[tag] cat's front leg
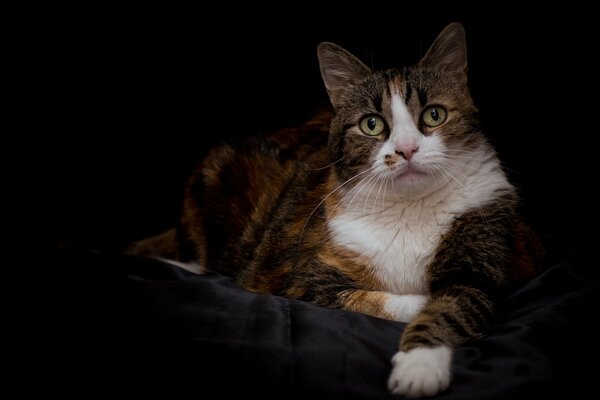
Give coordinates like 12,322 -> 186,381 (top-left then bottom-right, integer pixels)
387,298 -> 458,398
388,287 -> 499,397
341,290 -> 429,322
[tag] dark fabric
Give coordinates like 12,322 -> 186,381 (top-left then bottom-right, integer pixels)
46,248 -> 597,399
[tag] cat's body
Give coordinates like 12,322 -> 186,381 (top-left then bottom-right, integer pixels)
129,23 -> 542,397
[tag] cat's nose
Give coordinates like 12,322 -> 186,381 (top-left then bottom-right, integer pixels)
395,145 -> 419,161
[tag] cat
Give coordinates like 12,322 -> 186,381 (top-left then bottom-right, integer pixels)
129,22 -> 542,397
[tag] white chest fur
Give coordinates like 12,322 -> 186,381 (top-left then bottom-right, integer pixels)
328,198 -> 451,294
327,156 -> 511,295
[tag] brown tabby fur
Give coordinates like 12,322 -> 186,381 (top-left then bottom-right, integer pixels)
130,23 -> 542,363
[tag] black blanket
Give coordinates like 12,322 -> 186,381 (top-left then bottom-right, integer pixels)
47,248 -> 597,399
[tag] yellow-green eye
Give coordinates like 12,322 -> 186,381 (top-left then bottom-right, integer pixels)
359,115 -> 385,136
422,106 -> 448,127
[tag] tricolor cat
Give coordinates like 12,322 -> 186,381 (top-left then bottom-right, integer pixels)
130,23 -> 542,397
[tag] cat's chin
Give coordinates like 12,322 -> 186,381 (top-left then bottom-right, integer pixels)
393,167 -> 429,185
390,167 -> 436,198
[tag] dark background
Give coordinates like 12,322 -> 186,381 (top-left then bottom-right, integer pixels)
20,6 -> 595,269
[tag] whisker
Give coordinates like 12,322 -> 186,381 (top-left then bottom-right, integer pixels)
390,173 -> 398,199
498,163 -> 524,176
382,175 -> 389,210
298,165 -> 378,246
443,155 -> 490,164
363,172 -> 382,216
324,170 -> 376,223
311,157 -> 345,171
437,165 -> 466,187
442,159 -> 482,171
441,163 -> 471,180
428,165 -> 447,184
372,174 -> 386,215
430,164 -> 462,187
348,171 -> 379,209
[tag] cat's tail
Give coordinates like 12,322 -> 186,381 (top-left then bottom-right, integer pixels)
126,229 -> 204,274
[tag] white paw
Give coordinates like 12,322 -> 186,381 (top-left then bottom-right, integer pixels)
384,294 -> 429,322
388,345 -> 452,398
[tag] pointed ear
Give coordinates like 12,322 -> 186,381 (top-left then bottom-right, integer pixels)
317,42 -> 371,107
420,23 -> 468,81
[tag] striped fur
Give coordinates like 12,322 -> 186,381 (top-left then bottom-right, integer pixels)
129,23 -> 542,397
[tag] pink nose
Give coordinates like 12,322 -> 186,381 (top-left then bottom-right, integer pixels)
395,145 -> 419,161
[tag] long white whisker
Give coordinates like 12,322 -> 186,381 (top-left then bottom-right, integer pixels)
430,164 -> 459,187
442,153 -> 487,160
363,172 -> 382,216
324,170 -> 376,223
382,175 -> 389,209
434,164 -> 465,187
442,159 -> 481,171
390,172 -> 399,199
348,170 -> 379,209
428,165 -> 444,181
372,174 -> 386,215
440,162 -> 471,181
311,157 -> 345,171
299,166 -> 377,245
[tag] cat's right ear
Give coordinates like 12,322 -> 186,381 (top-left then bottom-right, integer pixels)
317,42 -> 371,108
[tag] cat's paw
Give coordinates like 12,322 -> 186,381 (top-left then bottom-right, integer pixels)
388,345 -> 452,398
384,294 -> 429,322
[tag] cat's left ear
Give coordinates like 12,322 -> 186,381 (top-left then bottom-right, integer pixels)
420,22 -> 468,82
317,42 -> 371,108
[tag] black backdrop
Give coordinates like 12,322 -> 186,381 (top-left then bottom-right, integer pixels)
21,6 -> 595,273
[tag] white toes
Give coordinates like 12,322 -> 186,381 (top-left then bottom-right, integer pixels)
388,345 -> 452,398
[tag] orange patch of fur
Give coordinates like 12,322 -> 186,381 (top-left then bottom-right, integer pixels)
341,290 -> 397,320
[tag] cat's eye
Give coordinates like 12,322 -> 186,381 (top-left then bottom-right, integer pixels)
422,106 -> 448,127
359,115 -> 385,136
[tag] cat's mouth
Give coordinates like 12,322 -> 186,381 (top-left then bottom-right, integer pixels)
394,164 -> 428,182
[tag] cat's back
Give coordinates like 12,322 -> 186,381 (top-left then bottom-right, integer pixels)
199,110 -> 331,182
181,111 -> 332,275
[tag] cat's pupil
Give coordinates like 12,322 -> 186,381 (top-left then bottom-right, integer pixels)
367,118 -> 377,130
430,108 -> 439,121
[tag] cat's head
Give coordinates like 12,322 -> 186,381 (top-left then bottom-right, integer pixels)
318,23 -> 481,199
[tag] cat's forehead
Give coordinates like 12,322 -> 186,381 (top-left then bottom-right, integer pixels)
357,69 -> 418,116
387,71 -> 407,92
338,66 -> 466,121
357,69 -> 410,102
338,69 -> 405,114
366,66 -> 465,109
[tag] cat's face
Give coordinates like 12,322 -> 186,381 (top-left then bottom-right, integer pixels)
319,23 -> 480,199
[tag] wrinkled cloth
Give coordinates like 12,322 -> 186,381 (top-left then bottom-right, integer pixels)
46,248 -> 597,399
